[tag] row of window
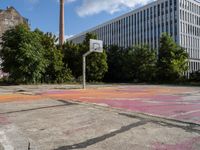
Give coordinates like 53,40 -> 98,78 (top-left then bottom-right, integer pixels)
180,35 -> 200,59
72,0 -> 178,45
189,49 -> 200,59
189,61 -> 200,72
141,1 -> 177,21
181,22 -> 200,36
180,10 -> 200,25
180,0 -> 200,15
94,19 -> 178,48
90,0 -> 178,48
181,35 -> 200,48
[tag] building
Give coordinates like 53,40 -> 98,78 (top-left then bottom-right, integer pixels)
69,0 -> 200,74
0,6 -> 28,78
0,7 -> 28,43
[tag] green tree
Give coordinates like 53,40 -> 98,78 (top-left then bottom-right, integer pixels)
82,33 -> 108,81
63,41 -> 82,79
157,33 -> 188,82
63,33 -> 108,81
190,70 -> 200,82
36,31 -> 73,83
0,24 -> 47,83
104,45 -> 156,82
0,25 -> 73,84
104,45 -> 133,82
130,45 -> 157,82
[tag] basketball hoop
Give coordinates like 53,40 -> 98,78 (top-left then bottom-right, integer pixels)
82,39 -> 103,89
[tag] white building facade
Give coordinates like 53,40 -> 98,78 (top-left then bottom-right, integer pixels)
69,0 -> 200,73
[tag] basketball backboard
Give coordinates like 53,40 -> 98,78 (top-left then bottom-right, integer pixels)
90,39 -> 103,53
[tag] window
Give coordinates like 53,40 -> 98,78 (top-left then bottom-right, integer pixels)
165,1 -> 168,14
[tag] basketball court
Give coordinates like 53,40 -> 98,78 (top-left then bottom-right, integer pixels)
36,85 -> 200,124
0,85 -> 200,124
0,84 -> 200,149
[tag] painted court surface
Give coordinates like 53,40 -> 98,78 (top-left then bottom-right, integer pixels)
42,85 -> 200,124
0,85 -> 200,124
0,85 -> 200,149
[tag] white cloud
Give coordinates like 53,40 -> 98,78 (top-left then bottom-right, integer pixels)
76,0 -> 154,17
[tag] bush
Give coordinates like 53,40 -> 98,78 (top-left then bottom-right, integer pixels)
190,70 -> 200,82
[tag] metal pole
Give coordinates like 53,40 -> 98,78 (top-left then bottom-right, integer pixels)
82,51 -> 92,89
83,56 -> 86,89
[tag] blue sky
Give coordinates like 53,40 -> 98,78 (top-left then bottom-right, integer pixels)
0,0 -> 152,38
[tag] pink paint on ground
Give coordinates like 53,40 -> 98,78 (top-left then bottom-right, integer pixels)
79,98 -> 200,123
39,86 -> 200,124
174,111 -> 200,124
149,95 -> 182,101
153,136 -> 200,150
101,99 -> 199,114
115,89 -> 146,93
0,115 -> 10,125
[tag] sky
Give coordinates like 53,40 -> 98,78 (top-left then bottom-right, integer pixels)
0,0 -> 153,39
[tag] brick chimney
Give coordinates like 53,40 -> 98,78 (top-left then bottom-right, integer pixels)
59,0 -> 65,45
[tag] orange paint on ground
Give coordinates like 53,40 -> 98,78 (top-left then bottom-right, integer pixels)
0,94 -> 45,103
0,86 -> 199,124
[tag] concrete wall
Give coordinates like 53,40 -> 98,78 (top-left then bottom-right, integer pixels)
0,6 -> 28,46
0,6 -> 28,78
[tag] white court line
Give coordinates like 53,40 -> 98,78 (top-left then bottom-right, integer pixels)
170,109 -> 200,118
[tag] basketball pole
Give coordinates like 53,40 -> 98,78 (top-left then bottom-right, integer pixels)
83,51 -> 92,89
82,39 -> 103,89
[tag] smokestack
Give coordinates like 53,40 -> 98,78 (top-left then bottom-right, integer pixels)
59,0 -> 65,45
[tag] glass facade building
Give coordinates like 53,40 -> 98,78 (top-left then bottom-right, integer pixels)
69,0 -> 200,74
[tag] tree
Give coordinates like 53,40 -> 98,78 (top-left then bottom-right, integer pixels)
63,33 -> 108,81
157,33 -> 189,82
130,45 -> 157,82
82,33 -> 108,81
190,70 -> 200,82
63,41 -> 82,79
0,24 -> 47,83
0,25 -> 73,84
36,30 -> 73,83
104,45 -> 156,82
104,45 -> 133,82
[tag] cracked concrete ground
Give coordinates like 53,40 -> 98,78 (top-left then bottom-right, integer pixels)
0,99 -> 199,150
0,84 -> 200,150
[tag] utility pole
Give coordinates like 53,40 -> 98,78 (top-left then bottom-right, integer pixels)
59,0 -> 65,45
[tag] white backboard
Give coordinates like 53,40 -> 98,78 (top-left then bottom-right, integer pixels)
90,39 -> 103,53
